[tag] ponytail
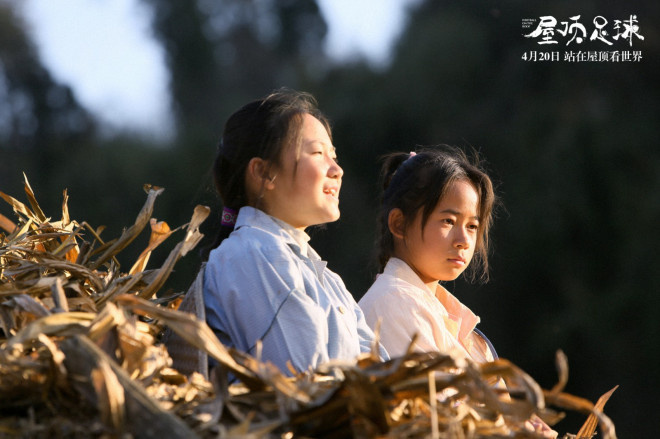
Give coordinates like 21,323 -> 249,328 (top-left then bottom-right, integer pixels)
374,152 -> 416,270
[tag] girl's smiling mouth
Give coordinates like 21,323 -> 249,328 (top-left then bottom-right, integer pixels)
323,187 -> 339,197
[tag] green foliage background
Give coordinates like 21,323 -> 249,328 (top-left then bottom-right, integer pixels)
2,0 -> 658,435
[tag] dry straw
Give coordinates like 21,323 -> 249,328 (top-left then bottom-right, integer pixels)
0,175 -> 616,438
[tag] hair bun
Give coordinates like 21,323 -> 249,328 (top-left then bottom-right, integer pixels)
381,152 -> 413,190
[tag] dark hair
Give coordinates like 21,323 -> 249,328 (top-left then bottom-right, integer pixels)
203,88 -> 331,258
375,146 -> 496,283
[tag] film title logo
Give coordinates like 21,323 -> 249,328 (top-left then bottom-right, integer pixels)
522,14 -> 645,62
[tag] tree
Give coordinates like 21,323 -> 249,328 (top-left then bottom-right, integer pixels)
0,2 -> 94,152
140,0 -> 329,139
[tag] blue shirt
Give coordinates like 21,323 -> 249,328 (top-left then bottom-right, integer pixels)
203,206 -> 386,374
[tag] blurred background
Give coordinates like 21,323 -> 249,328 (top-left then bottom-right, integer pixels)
1,0 -> 658,435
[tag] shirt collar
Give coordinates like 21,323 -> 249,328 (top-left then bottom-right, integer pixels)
384,257 -> 480,342
383,257 -> 429,291
235,206 -> 320,261
270,216 -> 311,258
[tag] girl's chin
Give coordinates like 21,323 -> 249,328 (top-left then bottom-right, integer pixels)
314,211 -> 341,226
438,270 -> 464,282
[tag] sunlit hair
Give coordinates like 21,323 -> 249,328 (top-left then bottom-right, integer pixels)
375,146 -> 497,283
203,88 -> 331,258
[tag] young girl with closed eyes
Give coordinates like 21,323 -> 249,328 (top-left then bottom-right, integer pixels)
203,89 -> 387,376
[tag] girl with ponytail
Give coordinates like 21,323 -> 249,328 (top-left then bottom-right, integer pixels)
359,146 -> 498,362
203,89 -> 386,375
359,146 -> 557,437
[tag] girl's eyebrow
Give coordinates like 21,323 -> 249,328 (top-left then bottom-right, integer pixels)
305,140 -> 333,149
306,141 -> 336,155
438,208 -> 480,221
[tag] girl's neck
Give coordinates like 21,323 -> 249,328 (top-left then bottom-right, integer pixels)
424,279 -> 439,292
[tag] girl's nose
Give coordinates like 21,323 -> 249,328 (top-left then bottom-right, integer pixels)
454,229 -> 470,249
329,160 -> 343,179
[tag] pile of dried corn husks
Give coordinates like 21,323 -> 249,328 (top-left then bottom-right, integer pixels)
0,177 -> 616,438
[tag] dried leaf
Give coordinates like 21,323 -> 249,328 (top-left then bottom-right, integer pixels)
549,349 -> 569,395
129,218 -> 173,275
7,312 -> 95,351
0,212 -> 16,234
89,186 -> 164,270
0,190 -> 35,223
6,293 -> 51,318
92,356 -> 126,431
575,386 -> 618,439
50,277 -> 69,313
136,205 -> 209,300
115,294 -> 260,386
61,335 -> 198,438
61,189 -> 71,226
22,173 -> 48,223
36,332 -> 67,385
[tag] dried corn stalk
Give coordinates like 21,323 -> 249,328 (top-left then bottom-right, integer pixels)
1,176 -> 210,437
0,177 -> 617,439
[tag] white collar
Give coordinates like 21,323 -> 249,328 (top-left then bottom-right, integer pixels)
383,257 -> 481,341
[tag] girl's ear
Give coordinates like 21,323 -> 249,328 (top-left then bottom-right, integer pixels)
388,208 -> 405,239
246,157 -> 276,190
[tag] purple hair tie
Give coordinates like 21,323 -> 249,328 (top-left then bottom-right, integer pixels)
221,207 -> 238,227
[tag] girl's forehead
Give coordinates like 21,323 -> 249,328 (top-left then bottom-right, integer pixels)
301,113 -> 331,135
435,180 -> 480,208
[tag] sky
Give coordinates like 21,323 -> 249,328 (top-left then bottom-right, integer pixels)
20,0 -> 419,139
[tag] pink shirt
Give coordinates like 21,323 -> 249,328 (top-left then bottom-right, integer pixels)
358,257 -> 495,363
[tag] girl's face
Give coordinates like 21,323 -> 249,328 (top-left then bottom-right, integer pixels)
265,113 -> 343,229
394,180 -> 480,285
